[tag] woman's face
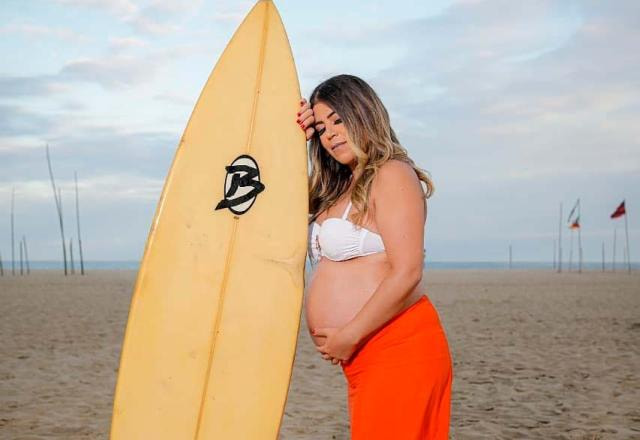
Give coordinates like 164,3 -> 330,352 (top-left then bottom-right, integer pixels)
312,101 -> 357,168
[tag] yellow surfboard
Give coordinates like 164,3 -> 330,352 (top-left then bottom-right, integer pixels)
110,1 -> 308,438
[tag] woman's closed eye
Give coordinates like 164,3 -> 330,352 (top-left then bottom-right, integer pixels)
315,119 -> 342,137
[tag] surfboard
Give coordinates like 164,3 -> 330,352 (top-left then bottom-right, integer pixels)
110,1 -> 308,438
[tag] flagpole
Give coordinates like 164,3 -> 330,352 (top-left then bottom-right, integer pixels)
569,228 -> 574,272
578,226 -> 582,273
613,227 -> 617,272
19,238 -> 24,276
553,239 -> 556,270
624,245 -> 628,271
11,187 -> 15,276
624,201 -> 631,273
601,241 -> 605,272
557,203 -> 563,273
578,199 -> 582,273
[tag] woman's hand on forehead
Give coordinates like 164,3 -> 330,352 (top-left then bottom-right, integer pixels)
297,98 -> 316,141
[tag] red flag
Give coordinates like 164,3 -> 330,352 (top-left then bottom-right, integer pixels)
569,217 -> 580,229
610,201 -> 626,219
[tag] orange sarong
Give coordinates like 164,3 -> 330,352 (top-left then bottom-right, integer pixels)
341,295 -> 453,439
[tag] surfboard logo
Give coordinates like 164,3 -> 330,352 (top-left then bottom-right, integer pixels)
215,154 -> 265,215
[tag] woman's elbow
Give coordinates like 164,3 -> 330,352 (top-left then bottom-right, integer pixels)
408,266 -> 423,288
392,264 -> 423,290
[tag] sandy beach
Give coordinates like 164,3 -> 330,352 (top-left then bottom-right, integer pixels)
1,269 -> 639,439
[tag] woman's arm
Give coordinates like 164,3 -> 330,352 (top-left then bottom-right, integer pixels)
342,159 -> 426,346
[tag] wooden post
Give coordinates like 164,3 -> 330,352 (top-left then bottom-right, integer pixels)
46,144 -> 68,275
23,236 -> 30,275
75,172 -> 85,275
70,238 -> 75,275
59,187 -> 67,275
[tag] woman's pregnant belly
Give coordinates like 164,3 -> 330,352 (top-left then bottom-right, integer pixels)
305,253 -> 424,347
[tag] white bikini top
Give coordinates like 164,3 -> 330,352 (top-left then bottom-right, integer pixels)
308,200 -> 385,264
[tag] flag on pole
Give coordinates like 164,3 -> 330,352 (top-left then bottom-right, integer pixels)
567,198 -> 580,224
569,216 -> 580,229
610,201 -> 626,219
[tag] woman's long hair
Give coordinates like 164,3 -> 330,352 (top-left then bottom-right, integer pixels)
308,74 -> 435,225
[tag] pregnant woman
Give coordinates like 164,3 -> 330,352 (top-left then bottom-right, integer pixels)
296,74 -> 453,439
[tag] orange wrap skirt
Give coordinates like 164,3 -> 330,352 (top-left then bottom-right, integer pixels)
340,295 -> 452,439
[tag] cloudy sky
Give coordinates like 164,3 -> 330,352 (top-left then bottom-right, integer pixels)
1,0 -> 638,264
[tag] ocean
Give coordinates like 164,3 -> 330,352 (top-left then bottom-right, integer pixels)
5,260 -> 638,271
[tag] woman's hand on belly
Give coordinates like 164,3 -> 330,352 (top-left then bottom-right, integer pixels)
312,325 -> 361,365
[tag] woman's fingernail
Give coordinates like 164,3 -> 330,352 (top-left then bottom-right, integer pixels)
296,118 -> 300,123
297,112 -> 301,116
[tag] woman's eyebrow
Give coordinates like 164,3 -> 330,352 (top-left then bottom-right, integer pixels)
314,110 -> 335,126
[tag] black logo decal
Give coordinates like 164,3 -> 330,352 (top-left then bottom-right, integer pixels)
215,154 -> 265,215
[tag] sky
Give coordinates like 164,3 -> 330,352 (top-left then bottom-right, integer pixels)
1,0 -> 638,263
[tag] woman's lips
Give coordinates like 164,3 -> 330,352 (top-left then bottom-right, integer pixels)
332,141 -> 346,151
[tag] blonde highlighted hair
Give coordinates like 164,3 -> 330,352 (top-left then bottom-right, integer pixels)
308,74 -> 434,225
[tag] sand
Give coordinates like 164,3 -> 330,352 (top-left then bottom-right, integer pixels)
1,269 -> 639,439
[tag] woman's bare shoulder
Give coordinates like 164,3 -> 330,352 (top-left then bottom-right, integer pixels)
376,159 -> 416,179
371,159 -> 421,198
